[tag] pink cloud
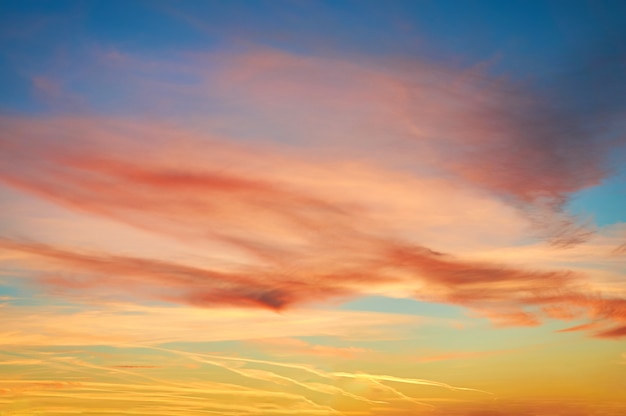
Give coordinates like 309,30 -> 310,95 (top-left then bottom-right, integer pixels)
473,309 -> 542,328
2,229 -> 624,338
81,47 -> 623,213
102,47 -> 623,248
1,47 -> 625,338
557,322 -> 605,333
206,49 -> 623,202
0,239 -> 355,310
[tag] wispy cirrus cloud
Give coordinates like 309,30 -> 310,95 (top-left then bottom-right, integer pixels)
0,301 -> 424,346
247,338 -> 371,359
0,342 -> 491,415
2,218 -> 625,338
1,46 -> 625,338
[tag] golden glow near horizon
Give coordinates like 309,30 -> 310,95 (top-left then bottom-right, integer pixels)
1,1 -> 626,415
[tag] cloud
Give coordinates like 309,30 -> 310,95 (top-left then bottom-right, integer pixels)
0,341 -> 488,416
594,325 -> 626,339
414,348 -> 516,363
1,47 -> 625,338
0,359 -> 43,366
4,234 -> 625,338
0,236 -> 585,320
9,46 -> 623,253
0,377 -> 340,416
423,399 -> 626,416
0,380 -> 82,396
247,338 -> 371,359
0,301 -> 423,346
330,372 -> 490,395
0,238 -> 351,311
203,47 -> 625,206
145,345 -> 488,410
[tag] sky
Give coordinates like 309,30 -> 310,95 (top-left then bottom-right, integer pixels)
0,1 -> 625,415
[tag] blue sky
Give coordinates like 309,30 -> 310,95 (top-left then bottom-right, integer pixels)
1,2 -> 625,415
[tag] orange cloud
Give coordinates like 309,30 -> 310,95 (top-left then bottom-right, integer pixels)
3,230 -> 625,339
248,338 -> 371,359
1,47 -> 625,339
0,302 -> 423,346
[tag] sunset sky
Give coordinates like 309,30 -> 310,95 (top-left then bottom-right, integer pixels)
1,1 -> 626,415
